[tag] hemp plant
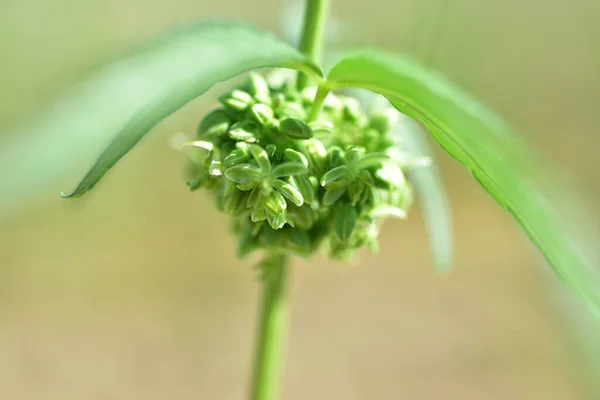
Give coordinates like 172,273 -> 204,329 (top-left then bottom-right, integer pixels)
34,0 -> 596,398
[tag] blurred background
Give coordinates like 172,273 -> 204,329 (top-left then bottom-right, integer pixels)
0,0 -> 599,398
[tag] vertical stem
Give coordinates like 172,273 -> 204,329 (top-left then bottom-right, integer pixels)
296,0 -> 331,90
250,253 -> 290,400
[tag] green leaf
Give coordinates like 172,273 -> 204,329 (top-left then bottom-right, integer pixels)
326,49 -> 600,318
398,115 -> 454,273
248,144 -> 272,172
277,117 -> 314,139
59,20 -> 322,198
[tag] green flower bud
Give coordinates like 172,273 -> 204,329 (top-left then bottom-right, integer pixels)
334,203 -> 357,241
248,144 -> 271,172
225,164 -> 262,184
275,102 -> 307,120
251,209 -> 267,222
345,146 -> 364,165
219,89 -> 254,112
283,148 -> 309,168
250,103 -> 275,126
278,117 -> 313,140
265,190 -> 287,215
272,179 -> 304,207
342,97 -> 365,124
271,162 -> 309,178
245,73 -> 271,105
197,108 -> 232,138
229,120 -> 259,142
368,108 -> 399,133
265,208 -> 287,230
265,144 -> 277,159
271,92 -> 286,109
224,148 -> 250,167
327,146 -> 345,169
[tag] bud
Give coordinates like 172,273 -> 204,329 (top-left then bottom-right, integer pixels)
197,108 -> 232,138
250,103 -> 275,126
265,208 -> 287,230
277,117 -> 313,140
224,148 -> 250,167
223,189 -> 243,215
275,102 -> 307,120
265,190 -> 287,215
244,73 -> 271,105
251,209 -> 267,222
265,144 -> 277,159
342,97 -> 365,124
290,205 -> 317,230
345,146 -> 364,165
368,108 -> 399,134
228,121 -> 259,142
218,90 -> 254,112
348,181 -> 365,205
326,146 -> 345,169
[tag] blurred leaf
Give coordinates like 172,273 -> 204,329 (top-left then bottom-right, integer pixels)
326,50 -> 600,318
397,115 -> 454,273
44,20 -> 322,198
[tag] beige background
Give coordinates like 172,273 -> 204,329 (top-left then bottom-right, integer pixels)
0,0 -> 599,398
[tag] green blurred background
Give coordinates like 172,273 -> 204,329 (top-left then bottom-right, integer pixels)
0,0 -> 599,398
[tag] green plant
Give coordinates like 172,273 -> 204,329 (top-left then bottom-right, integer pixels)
17,0 -> 595,398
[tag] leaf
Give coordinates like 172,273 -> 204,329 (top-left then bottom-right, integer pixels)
335,203 -> 358,241
225,164 -> 262,184
58,20 -> 322,198
326,49 -> 600,318
396,114 -> 454,273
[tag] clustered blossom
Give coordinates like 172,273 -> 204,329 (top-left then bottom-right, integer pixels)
185,72 -> 417,261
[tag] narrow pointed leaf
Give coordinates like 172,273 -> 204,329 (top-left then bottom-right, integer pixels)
327,50 -> 600,318
397,115 -> 454,273
57,20 -> 322,198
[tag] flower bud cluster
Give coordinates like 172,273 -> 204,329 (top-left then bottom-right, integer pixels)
186,72 -> 415,260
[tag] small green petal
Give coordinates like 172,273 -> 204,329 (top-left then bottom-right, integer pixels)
251,209 -> 267,222
283,148 -> 309,167
357,153 -> 389,170
335,203 -> 358,241
323,187 -> 346,206
225,164 -> 262,184
250,103 -> 275,126
248,144 -> 271,172
327,146 -> 345,169
345,146 -> 364,164
271,162 -> 309,178
265,190 -> 287,214
320,165 -> 352,187
348,181 -> 365,205
265,144 -> 277,159
229,120 -> 259,142
247,185 -> 263,208
224,189 -> 243,215
278,117 -> 314,139
272,179 -> 304,207
275,102 -> 307,120
244,73 -> 271,105
224,149 -> 250,167
265,208 -> 287,230
291,175 -> 316,204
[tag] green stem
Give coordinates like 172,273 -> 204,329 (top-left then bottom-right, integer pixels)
296,0 -> 330,90
308,85 -> 330,122
250,253 -> 290,400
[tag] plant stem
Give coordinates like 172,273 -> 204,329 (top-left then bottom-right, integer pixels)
250,253 -> 290,400
308,85 -> 330,122
296,0 -> 330,90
